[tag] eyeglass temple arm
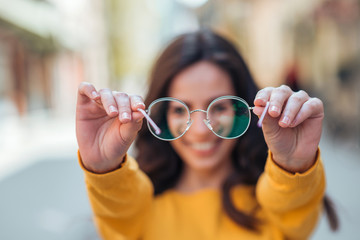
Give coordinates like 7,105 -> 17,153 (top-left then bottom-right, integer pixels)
255,101 -> 270,127
137,108 -> 161,135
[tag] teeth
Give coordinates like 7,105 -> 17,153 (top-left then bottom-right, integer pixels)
191,142 -> 215,151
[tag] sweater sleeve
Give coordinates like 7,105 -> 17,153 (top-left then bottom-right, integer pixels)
256,149 -> 325,240
78,151 -> 154,240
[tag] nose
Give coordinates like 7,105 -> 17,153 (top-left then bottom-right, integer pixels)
187,112 -> 212,136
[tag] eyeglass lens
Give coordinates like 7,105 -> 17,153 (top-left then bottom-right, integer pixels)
147,97 -> 251,140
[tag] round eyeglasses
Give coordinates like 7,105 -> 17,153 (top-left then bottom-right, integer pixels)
137,96 -> 269,141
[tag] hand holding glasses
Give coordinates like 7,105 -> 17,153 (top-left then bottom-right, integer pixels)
138,96 -> 269,141
77,82 -> 323,174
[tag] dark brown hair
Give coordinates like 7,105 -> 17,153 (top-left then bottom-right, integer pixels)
135,29 -> 338,231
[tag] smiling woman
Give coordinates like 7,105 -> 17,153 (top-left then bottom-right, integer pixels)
76,29 -> 338,239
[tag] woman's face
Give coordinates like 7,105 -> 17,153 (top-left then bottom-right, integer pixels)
168,61 -> 237,174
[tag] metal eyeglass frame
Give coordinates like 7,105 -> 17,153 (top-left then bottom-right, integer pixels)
138,95 -> 268,141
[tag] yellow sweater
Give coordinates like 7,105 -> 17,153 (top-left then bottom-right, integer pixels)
79,151 -> 325,240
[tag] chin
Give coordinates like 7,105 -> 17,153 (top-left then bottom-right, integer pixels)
188,155 -> 226,172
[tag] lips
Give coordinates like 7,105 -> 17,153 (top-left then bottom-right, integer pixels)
191,142 -> 216,151
184,139 -> 222,157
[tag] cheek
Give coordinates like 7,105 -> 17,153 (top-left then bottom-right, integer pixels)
168,118 -> 188,137
211,115 -> 235,137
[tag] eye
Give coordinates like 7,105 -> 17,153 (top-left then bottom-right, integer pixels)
174,107 -> 186,114
210,103 -> 230,114
212,104 -> 227,112
168,105 -> 187,116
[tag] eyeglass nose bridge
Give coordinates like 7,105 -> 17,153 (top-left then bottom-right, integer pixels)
189,109 -> 207,114
188,109 -> 213,131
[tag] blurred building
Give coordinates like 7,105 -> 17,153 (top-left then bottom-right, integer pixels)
294,0 -> 360,143
0,0 -> 109,179
0,0 -> 108,118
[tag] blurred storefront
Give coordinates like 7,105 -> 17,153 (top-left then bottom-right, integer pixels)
294,0 -> 360,144
0,0 -> 109,179
0,0 -> 109,118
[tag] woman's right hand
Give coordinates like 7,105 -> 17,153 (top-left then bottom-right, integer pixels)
76,82 -> 145,173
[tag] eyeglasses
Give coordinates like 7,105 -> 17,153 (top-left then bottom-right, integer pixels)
138,96 -> 269,141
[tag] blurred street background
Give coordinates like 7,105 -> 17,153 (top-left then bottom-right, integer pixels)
0,0 -> 359,239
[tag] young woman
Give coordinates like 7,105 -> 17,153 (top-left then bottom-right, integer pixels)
76,29 -> 337,239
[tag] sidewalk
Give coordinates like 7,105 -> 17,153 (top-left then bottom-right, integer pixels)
0,112 -> 78,181
0,113 -> 99,240
312,126 -> 360,239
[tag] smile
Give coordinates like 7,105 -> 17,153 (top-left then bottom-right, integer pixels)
190,142 -> 216,151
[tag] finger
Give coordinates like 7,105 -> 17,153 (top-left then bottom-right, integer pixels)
113,91 -> 132,123
77,82 -> 100,104
130,95 -> 146,123
254,87 -> 274,106
130,95 -> 145,111
253,87 -> 274,117
268,85 -> 293,118
289,97 -> 324,127
278,90 -> 310,127
99,88 -> 119,117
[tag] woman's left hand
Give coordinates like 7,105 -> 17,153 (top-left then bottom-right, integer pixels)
253,85 -> 324,173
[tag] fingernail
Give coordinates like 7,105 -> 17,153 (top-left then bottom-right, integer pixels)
92,91 -> 99,98
136,102 -> 146,108
122,112 -> 131,120
109,105 -> 118,113
281,116 -> 290,126
270,106 -> 280,114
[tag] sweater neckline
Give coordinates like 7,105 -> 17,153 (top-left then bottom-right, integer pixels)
164,188 -> 220,197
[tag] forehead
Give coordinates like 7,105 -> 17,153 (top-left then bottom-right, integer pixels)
168,61 -> 235,103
